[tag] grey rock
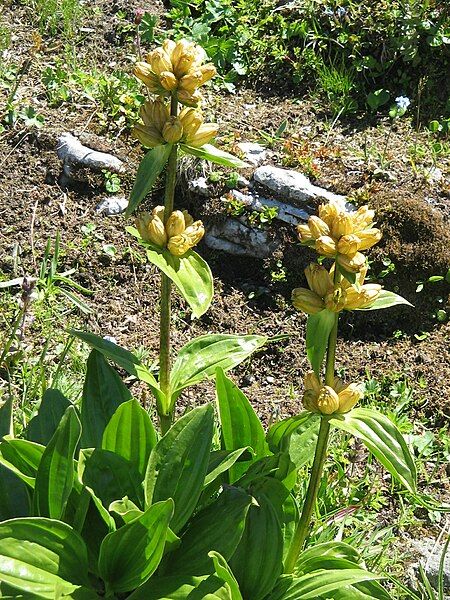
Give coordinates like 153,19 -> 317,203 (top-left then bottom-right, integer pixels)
205,219 -> 279,259
96,195 -> 128,216
253,165 -> 347,206
237,142 -> 267,166
188,176 -> 211,197
236,175 -> 251,189
228,189 -> 311,225
408,537 -> 450,593
57,133 -> 125,177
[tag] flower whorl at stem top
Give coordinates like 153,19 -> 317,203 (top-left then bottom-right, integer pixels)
303,370 -> 363,415
134,38 -> 217,107
133,99 -> 218,149
297,201 -> 382,273
291,263 -> 382,314
136,206 -> 205,257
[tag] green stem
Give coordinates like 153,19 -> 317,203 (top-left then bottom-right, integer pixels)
284,263 -> 341,573
159,95 -> 178,435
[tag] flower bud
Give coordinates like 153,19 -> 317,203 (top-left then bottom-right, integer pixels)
303,389 -> 319,412
162,117 -> 183,143
356,228 -> 382,250
304,370 -> 321,395
184,221 -> 205,246
337,252 -> 366,273
198,63 -> 217,84
179,108 -> 203,137
318,201 -> 339,227
159,71 -> 178,91
308,215 -> 330,239
352,206 -> 375,229
172,41 -> 198,78
337,234 -> 359,256
162,39 -> 176,60
177,89 -> 203,107
136,212 -> 152,241
324,287 -> 346,312
147,215 -> 167,246
317,386 -> 340,415
134,62 -> 164,93
315,236 -> 336,257
331,213 -> 354,239
140,99 -> 170,130
166,210 -> 186,238
178,71 -> 203,93
152,205 -> 165,221
292,288 -> 325,314
305,263 -> 333,298
187,123 -> 218,147
337,383 -> 363,413
147,48 -> 173,76
297,223 -> 313,243
344,284 -> 381,310
133,124 -> 164,148
182,210 -> 194,227
167,233 -> 192,257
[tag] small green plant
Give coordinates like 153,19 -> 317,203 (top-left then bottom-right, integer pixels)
225,196 -> 246,217
31,0 -> 83,38
248,205 -> 279,228
103,171 -> 121,194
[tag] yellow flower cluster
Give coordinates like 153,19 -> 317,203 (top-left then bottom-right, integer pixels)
292,263 -> 381,314
303,370 -> 363,415
134,39 -> 216,107
297,202 -> 382,273
133,99 -> 218,148
136,206 -> 205,257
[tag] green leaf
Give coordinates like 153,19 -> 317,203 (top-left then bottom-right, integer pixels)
0,396 -> 12,438
98,499 -> 173,594
102,399 -> 157,479
204,448 -> 253,487
267,412 -> 315,453
78,448 -> 144,509
33,406 -> 81,519
0,438 -> 44,487
306,310 -> 336,376
267,569 -> 382,600
357,290 -> 413,310
167,487 -> 252,576
170,334 -> 267,401
367,89 -> 390,110
144,405 -> 214,532
216,368 -> 268,482
71,330 -> 164,408
127,227 -> 213,319
127,576 -> 223,600
229,479 -> 284,600
330,408 -> 417,493
80,350 -> 132,448
0,466 -> 30,520
26,389 -> 71,445
109,497 -> 143,524
126,144 -> 173,217
209,552 -> 243,600
0,517 -> 90,597
180,143 -> 249,168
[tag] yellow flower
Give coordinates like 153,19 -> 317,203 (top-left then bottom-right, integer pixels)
291,288 -> 325,314
324,287 -> 347,312
305,263 -> 334,298
344,283 -> 381,310
136,212 -> 167,246
308,215 -> 330,238
162,117 -> 183,143
185,123 -> 218,147
166,210 -> 186,237
132,124 -> 164,148
315,236 -> 337,258
302,370 -> 363,415
336,252 -> 366,273
147,48 -> 172,76
179,108 -> 203,137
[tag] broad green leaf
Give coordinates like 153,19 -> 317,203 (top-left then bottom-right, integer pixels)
216,368 -> 268,482
325,580 -> 392,600
209,552 -> 243,600
128,576 -> 231,600
98,499 -> 173,594
25,389 -> 71,446
167,487 -> 252,576
230,479 -> 284,600
287,418 -> 321,470
170,335 -> 267,399
306,310 -> 336,376
80,350 -> 132,448
358,290 -> 413,310
71,330 -> 163,408
127,227 -> 213,319
102,399 -> 156,479
0,517 -> 90,597
33,406 -> 81,519
109,497 -> 143,524
297,541 -> 361,571
330,408 -> 417,493
78,448 -> 144,509
281,493 -> 299,563
204,448 -> 253,487
0,438 -> 44,487
267,569 -> 382,600
267,412 -> 315,453
126,144 -> 173,217
0,466 -> 30,520
180,143 -> 249,168
186,575 -> 235,599
145,405 -> 214,532
0,396 -> 12,437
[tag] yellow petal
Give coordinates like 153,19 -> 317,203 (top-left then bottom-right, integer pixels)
317,386 -> 340,415
337,383 -> 363,413
304,263 -> 333,298
162,117 -> 183,143
165,210 -> 186,237
291,288 -> 325,314
308,215 -> 330,238
315,236 -> 337,257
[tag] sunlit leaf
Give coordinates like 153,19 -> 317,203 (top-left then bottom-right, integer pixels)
180,143 -> 249,168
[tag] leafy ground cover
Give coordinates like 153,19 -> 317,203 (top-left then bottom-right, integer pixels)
0,0 -> 449,597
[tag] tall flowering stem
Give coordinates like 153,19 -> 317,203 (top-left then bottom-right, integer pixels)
284,267 -> 340,574
159,94 -> 178,435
